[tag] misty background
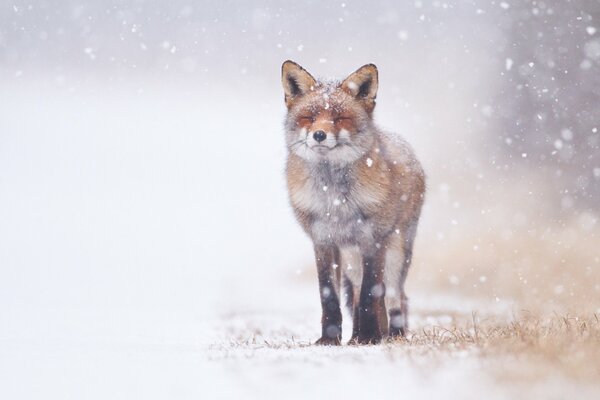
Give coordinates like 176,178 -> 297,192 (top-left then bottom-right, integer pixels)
1,1 -> 600,397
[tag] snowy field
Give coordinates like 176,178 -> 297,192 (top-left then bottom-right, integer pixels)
2,1 -> 600,398
1,79 -> 599,399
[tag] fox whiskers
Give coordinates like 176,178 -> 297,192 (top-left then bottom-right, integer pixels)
288,139 -> 307,150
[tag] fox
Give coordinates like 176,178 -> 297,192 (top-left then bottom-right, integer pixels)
281,60 -> 426,345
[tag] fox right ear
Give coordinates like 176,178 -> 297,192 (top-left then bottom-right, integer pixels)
341,64 -> 379,114
281,60 -> 316,108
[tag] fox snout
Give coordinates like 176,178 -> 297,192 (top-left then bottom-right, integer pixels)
312,130 -> 326,143
297,124 -> 355,158
302,126 -> 339,150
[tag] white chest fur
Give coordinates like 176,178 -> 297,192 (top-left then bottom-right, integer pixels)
290,165 -> 376,246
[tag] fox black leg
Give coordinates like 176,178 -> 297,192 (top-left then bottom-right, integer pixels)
357,246 -> 386,344
314,244 -> 342,346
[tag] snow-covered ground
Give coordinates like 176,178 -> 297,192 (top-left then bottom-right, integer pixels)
1,79 -> 598,400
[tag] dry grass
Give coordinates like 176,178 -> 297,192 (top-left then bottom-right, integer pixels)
383,313 -> 600,383
212,312 -> 600,383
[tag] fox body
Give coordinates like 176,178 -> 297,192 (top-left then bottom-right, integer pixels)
282,61 -> 426,345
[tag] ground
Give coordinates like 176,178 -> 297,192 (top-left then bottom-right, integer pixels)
206,285 -> 600,399
4,281 -> 599,399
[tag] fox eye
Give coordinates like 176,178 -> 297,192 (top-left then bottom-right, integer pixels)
298,116 -> 314,124
334,116 -> 350,123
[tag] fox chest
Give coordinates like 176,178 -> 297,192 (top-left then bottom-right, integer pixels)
290,176 -> 375,244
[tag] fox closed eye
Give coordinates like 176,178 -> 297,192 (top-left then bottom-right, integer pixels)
334,117 -> 351,123
298,116 -> 315,124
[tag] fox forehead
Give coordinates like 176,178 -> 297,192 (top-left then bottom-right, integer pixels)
290,81 -> 365,118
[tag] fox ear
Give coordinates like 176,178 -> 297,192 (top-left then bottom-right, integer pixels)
282,60 -> 316,108
341,64 -> 378,112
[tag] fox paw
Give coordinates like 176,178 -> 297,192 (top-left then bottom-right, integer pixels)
315,336 -> 341,346
389,309 -> 407,338
388,327 -> 407,339
347,336 -> 359,346
356,333 -> 383,345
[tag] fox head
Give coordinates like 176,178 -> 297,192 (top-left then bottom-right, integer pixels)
281,60 -> 379,164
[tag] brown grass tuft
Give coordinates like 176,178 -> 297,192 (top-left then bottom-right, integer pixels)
390,313 -> 600,382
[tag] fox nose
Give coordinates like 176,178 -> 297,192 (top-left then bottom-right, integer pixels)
313,130 -> 327,143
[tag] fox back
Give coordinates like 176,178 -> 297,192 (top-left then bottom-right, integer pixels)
281,60 -> 425,345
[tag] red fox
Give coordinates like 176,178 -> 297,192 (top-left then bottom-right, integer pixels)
281,61 -> 426,345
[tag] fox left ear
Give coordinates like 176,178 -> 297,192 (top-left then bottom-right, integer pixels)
282,60 -> 317,109
341,64 -> 379,113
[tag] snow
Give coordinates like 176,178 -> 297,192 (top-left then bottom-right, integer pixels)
561,128 -> 573,141
0,81 -> 301,399
554,139 -> 563,150
2,1 -> 600,398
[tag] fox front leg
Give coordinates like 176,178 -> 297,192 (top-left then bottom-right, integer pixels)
313,244 -> 342,346
357,245 -> 386,344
